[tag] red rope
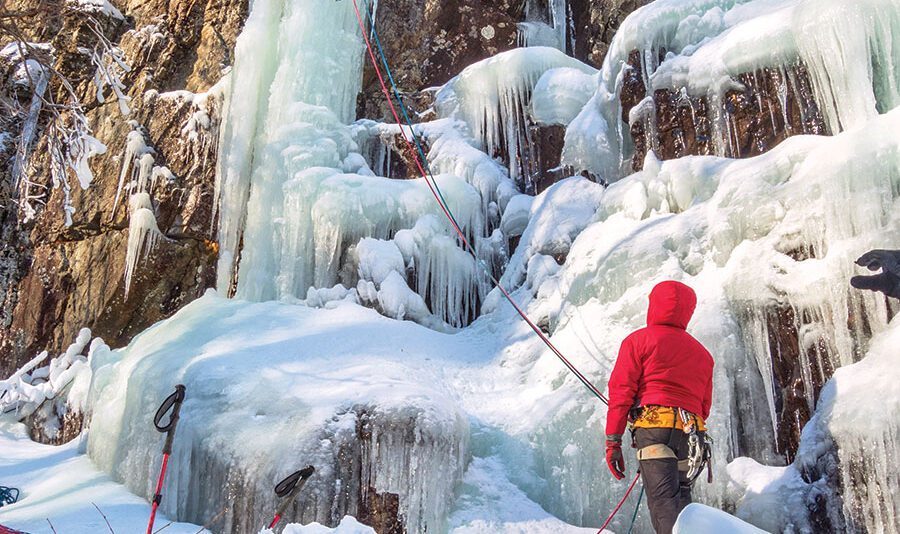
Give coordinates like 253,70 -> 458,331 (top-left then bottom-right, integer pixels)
349,0 -> 608,405
597,472 -> 642,533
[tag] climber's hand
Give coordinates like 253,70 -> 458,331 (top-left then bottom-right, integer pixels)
852,250 -> 900,299
605,439 -> 625,481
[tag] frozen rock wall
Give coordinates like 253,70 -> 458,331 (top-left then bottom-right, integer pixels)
0,0 -> 644,374
0,0 -> 246,375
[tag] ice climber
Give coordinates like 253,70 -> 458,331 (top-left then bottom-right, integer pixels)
604,280 -> 714,534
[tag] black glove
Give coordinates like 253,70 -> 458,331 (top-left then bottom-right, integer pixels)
850,249 -> 900,299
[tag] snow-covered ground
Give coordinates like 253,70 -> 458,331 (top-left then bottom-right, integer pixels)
0,423 -> 203,533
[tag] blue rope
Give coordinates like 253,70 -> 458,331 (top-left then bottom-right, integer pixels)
359,1 -> 462,231
625,484 -> 644,534
0,485 -> 20,507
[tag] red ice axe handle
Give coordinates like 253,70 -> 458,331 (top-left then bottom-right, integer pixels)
268,466 -> 315,530
147,384 -> 186,534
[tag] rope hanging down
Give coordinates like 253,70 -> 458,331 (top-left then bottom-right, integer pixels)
597,472 -> 642,533
349,0 -> 608,405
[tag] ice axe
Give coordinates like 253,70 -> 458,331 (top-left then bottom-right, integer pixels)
146,384 -> 186,534
267,465 -> 315,530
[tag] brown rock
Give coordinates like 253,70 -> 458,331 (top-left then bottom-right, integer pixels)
628,58 -> 828,171
0,0 -> 244,375
356,0 -> 522,122
569,0 -> 654,67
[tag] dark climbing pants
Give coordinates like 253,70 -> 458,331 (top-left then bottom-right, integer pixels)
634,427 -> 692,534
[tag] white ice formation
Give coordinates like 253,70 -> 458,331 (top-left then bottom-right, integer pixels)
518,0 -> 571,53
0,329 -> 107,435
115,124 -> 169,298
436,47 -> 597,188
59,0 -> 900,533
563,0 -> 900,182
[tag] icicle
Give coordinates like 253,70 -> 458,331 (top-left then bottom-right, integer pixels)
435,47 -> 595,185
123,192 -> 163,298
112,127 -> 153,216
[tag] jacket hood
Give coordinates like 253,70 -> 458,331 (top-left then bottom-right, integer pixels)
647,281 -> 697,329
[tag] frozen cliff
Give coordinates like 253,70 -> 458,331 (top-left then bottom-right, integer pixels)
2,0 -> 900,533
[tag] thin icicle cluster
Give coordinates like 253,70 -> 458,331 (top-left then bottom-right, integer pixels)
435,47 -> 597,188
115,123 -> 170,298
123,193 -> 163,298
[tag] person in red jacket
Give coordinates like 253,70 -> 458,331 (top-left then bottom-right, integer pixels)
605,280 -> 714,534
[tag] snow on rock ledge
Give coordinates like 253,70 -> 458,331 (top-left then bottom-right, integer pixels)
85,292 -> 470,533
792,317 -> 900,533
273,516 -> 375,534
673,504 -> 770,533
566,0 -> 900,180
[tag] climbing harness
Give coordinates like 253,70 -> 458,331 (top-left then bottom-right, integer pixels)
348,0 -> 608,406
0,486 -> 19,508
267,466 -> 315,529
146,384 -> 186,534
629,407 -> 713,485
596,471 -> 641,533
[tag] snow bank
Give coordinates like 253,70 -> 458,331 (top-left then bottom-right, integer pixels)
673,503 -> 770,533
447,456 -> 601,534
86,291 -> 471,533
0,422 -> 203,533
725,457 -> 820,532
276,517 -> 375,534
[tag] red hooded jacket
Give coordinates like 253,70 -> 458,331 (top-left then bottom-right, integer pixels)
605,281 -> 714,437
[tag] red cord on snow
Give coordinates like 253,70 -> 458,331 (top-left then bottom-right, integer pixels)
597,471 -> 642,533
348,0 -> 609,405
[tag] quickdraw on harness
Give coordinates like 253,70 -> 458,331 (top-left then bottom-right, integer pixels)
147,384 -> 186,534
267,466 -> 315,530
679,408 -> 713,484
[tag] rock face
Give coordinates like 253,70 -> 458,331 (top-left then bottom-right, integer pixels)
569,0 -> 653,66
0,0 -> 247,376
356,0 -> 522,122
626,55 -> 828,172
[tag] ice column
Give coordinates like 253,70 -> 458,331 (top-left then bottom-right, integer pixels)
215,0 -> 366,300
